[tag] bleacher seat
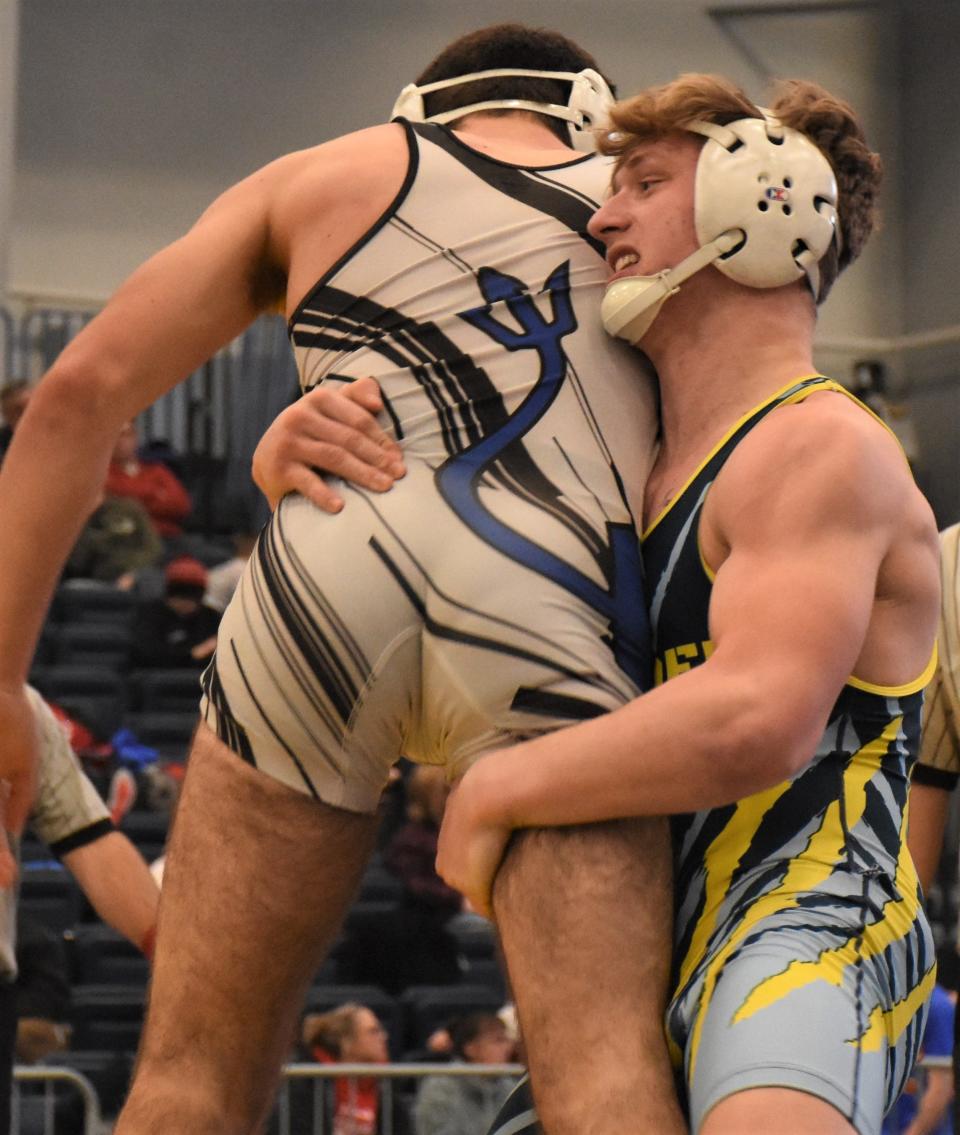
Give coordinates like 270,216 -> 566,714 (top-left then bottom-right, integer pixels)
117,810 -> 169,861
19,866 -> 82,933
69,985 -> 146,1052
356,865 -> 404,904
30,664 -> 127,738
400,984 -> 504,1050
128,668 -> 204,714
69,925 -> 150,988
122,710 -> 197,758
54,623 -> 132,671
459,957 -> 508,998
54,586 -> 135,627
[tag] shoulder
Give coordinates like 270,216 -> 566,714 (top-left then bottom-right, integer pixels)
268,124 -> 411,206
714,387 -> 916,531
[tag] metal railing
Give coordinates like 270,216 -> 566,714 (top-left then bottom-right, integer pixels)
274,1062 -> 524,1135
12,1066 -> 101,1135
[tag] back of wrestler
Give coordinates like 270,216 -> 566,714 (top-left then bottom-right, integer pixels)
0,23 -> 680,1135
202,109 -> 657,811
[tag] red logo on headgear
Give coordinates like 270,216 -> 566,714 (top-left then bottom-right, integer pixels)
765,186 -> 790,202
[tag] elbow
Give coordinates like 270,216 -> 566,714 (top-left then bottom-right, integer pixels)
32,344 -> 134,436
716,680 -> 826,797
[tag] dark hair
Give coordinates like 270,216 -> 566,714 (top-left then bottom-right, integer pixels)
415,23 -> 611,143
448,1012 -> 504,1057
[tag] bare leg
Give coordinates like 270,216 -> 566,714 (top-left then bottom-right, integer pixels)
116,724 -> 379,1135
493,819 -> 686,1135
700,1088 -> 858,1134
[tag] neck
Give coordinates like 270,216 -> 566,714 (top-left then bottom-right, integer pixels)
450,111 -> 572,151
643,278 -> 818,465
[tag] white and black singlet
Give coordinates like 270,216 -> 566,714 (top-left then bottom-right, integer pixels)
200,120 -> 658,813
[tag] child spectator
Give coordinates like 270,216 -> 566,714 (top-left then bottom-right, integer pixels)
131,557 -> 220,668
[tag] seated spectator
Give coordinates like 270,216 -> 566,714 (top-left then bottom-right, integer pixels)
131,557 -> 220,669
301,1003 -> 393,1135
344,767 -> 462,994
413,1013 -> 518,1135
204,529 -> 258,613
105,420 -> 192,538
64,492 -> 163,588
14,914 -> 71,1066
0,380 -> 31,462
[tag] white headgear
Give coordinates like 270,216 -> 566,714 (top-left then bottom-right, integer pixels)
601,112 -> 841,345
391,67 -> 614,152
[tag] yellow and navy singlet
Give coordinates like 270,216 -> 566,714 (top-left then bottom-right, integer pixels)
642,375 -> 936,1134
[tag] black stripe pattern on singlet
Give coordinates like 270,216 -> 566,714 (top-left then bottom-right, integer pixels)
409,121 -> 606,257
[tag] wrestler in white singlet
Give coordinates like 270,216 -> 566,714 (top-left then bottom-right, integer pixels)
201,119 -> 658,812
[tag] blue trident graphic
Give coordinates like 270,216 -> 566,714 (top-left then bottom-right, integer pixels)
437,262 -> 651,688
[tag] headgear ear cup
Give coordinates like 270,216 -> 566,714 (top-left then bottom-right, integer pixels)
690,116 -> 839,293
602,114 -> 841,345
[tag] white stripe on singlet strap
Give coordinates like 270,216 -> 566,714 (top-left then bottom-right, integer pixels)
491,1110 -> 540,1135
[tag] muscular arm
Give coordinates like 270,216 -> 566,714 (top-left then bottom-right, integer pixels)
0,156 -> 296,829
62,831 -> 160,952
438,399 -> 939,909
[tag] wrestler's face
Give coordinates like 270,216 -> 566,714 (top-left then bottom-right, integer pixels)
588,133 -> 702,282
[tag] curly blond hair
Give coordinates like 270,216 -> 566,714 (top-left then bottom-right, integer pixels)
600,73 -> 882,302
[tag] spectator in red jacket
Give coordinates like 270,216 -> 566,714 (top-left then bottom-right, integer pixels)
105,420 -> 192,538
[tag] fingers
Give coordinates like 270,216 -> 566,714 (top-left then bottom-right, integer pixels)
301,384 -> 404,470
343,376 -> 385,412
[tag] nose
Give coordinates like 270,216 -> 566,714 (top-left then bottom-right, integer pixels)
587,192 -> 629,244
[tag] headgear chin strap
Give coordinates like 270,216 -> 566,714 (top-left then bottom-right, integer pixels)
601,112 -> 841,345
391,68 -> 614,152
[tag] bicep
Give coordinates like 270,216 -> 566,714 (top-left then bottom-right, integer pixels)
705,430 -> 893,729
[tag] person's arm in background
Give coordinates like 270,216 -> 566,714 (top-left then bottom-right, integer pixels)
908,523 -> 960,894
905,1065 -> 954,1135
904,985 -> 956,1135
27,688 -> 159,955
61,831 -> 159,957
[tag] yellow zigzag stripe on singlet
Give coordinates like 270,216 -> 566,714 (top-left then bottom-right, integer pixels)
677,780 -> 794,992
685,717 -> 898,1085
731,732 -> 924,1031
853,965 -> 936,1052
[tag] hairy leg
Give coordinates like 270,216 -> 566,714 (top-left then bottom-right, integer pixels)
116,724 -> 379,1135
493,818 -> 686,1135
700,1088 -> 858,1134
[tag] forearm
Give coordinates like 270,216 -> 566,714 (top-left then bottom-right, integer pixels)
907,782 -> 952,893
63,831 -> 160,949
485,661 -> 821,831
905,1068 -> 953,1135
0,373 -> 128,683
